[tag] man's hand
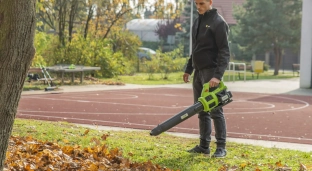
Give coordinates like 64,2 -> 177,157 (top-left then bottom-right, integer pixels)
183,73 -> 191,83
209,77 -> 220,87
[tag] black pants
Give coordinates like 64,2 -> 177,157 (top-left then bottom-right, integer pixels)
192,68 -> 227,148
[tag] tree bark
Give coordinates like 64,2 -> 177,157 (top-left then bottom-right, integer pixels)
58,0 -> 67,46
84,4 -> 95,39
68,0 -> 79,42
0,0 -> 36,170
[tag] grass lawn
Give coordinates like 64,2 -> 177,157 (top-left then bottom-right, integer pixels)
101,70 -> 298,85
23,70 -> 298,90
11,119 -> 312,171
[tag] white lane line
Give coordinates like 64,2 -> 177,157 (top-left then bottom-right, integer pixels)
18,110 -> 175,116
21,96 -> 185,109
76,100 -> 91,103
59,93 -> 139,100
225,96 -> 309,114
96,90 -> 192,98
231,100 -> 275,109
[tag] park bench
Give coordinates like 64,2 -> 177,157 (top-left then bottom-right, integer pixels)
292,64 -> 300,76
225,62 -> 247,82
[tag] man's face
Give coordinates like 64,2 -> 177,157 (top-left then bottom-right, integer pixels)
194,0 -> 212,14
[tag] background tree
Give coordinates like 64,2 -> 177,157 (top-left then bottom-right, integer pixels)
154,19 -> 182,52
155,19 -> 182,41
34,0 -> 146,77
33,0 -> 190,80
232,0 -> 302,75
36,0 -> 143,43
37,0 -> 88,46
0,0 -> 36,169
149,0 -> 183,19
176,0 -> 197,56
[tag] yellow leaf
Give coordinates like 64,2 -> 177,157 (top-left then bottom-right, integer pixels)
89,163 -> 98,171
24,164 -> 34,171
240,163 -> 247,169
276,160 -> 283,167
25,136 -> 33,141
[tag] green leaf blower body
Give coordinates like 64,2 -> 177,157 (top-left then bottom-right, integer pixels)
150,81 -> 233,136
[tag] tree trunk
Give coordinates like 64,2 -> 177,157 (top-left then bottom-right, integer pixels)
273,46 -> 282,75
58,0 -> 67,46
0,0 -> 36,170
68,0 -> 78,42
265,51 -> 270,65
84,4 -> 94,39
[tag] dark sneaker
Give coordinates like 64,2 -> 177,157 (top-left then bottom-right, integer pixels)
212,148 -> 227,158
187,145 -> 210,154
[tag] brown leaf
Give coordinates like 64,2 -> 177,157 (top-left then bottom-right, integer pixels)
276,161 -> 283,167
4,136 -> 173,171
25,136 -> 33,141
24,163 -> 34,171
89,163 -> 98,171
90,137 -> 101,145
101,133 -> 110,141
299,163 -> 307,171
84,129 -> 90,135
241,153 -> 249,158
62,145 -> 74,155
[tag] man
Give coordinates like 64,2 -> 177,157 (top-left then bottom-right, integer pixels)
183,0 -> 230,158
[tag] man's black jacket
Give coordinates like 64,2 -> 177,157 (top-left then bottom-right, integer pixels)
184,8 -> 230,80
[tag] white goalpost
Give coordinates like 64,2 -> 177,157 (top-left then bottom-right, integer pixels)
299,0 -> 312,88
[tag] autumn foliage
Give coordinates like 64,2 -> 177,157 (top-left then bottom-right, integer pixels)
4,135 -> 176,171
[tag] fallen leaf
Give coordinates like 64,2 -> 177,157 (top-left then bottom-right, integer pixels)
299,163 -> 307,171
240,163 -> 247,169
4,136 -> 177,171
276,161 -> 283,167
101,133 -> 110,140
84,129 -> 89,135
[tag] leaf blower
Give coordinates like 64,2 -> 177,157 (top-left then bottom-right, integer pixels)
150,81 -> 233,136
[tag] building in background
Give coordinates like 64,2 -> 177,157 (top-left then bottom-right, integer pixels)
126,19 -> 164,42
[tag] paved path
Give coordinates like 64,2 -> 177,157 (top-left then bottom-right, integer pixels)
19,78 -> 312,152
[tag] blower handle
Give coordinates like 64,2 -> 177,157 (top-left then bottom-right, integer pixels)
198,81 -> 227,112
200,81 -> 226,97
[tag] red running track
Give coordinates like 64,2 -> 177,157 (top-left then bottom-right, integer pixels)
17,88 -> 312,144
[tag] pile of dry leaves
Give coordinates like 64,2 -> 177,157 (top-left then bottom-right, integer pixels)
4,136 -> 174,171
